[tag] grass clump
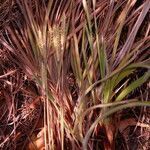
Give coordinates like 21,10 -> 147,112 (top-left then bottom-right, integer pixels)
0,0 -> 150,149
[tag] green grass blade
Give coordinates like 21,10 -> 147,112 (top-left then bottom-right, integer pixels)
116,70 -> 150,101
82,101 -> 150,150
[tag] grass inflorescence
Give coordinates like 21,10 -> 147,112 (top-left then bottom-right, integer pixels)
0,0 -> 150,149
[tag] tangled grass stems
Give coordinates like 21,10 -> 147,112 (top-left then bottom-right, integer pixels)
82,101 -> 150,150
0,0 -> 149,149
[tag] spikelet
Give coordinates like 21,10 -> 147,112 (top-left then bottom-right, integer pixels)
37,29 -> 45,56
60,14 -> 67,49
47,13 -> 67,62
52,24 -> 61,61
48,25 -> 53,49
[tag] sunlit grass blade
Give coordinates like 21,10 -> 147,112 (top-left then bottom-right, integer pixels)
114,0 -> 150,66
112,0 -> 136,63
116,70 -> 150,101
